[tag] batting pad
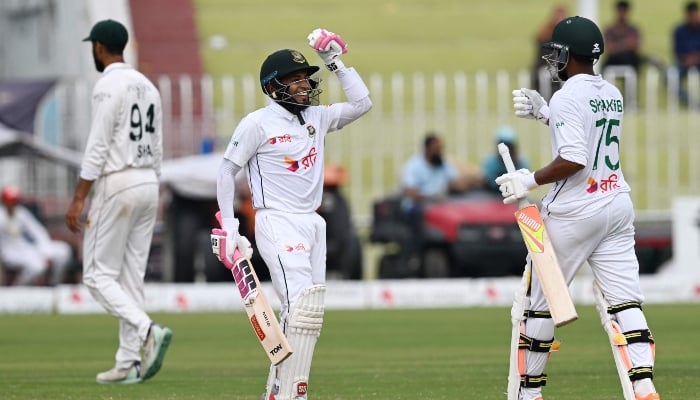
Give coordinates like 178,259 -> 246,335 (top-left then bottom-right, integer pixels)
276,284 -> 326,400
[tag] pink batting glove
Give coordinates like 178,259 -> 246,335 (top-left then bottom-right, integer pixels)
309,29 -> 348,54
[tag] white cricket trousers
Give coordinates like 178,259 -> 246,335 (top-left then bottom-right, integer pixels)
254,209 -> 326,324
82,169 -> 158,369
531,192 -> 644,309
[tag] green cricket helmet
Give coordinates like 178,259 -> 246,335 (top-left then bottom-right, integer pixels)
542,16 -> 604,81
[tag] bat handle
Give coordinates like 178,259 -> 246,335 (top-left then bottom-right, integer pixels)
498,142 -> 517,173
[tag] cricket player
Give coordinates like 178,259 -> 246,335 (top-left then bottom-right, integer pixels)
0,185 -> 72,285
215,29 -> 372,399
496,16 -> 659,400
65,19 -> 172,384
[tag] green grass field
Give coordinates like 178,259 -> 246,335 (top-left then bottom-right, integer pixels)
194,0 -> 684,77
2,304 -> 698,399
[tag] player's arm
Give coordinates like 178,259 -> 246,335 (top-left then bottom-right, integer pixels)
66,178 -> 94,233
80,82 -> 120,181
533,156 -> 584,185
307,28 -> 372,131
213,118 -> 263,263
66,83 -> 118,233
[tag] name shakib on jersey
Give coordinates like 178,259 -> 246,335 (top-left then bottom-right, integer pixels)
589,98 -> 623,113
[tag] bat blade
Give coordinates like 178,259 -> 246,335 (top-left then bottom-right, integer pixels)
231,256 -> 293,365
515,205 -> 578,327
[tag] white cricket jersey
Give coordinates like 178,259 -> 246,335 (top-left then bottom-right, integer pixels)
223,67 -> 371,213
80,63 -> 163,181
541,73 -> 630,220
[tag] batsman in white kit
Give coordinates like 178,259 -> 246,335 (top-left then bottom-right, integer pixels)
211,28 -> 371,399
496,16 -> 660,400
65,19 -> 172,384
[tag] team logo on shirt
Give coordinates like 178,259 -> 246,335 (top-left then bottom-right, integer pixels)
307,124 -> 316,138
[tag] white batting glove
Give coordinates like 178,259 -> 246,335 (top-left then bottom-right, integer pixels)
495,169 -> 538,204
308,28 -> 348,71
513,88 -> 550,125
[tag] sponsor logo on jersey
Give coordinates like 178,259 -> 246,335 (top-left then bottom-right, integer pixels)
599,173 -> 620,193
93,92 -> 110,102
284,156 -> 300,172
285,243 -> 307,252
586,177 -> 598,193
283,147 -> 317,172
269,134 -> 292,144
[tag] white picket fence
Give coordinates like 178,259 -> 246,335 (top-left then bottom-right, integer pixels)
21,67 -> 700,223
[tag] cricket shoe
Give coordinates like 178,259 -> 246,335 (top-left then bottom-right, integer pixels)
141,322 -> 173,381
96,361 -> 141,384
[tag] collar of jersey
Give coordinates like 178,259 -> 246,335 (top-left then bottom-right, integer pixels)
563,73 -> 601,87
268,100 -> 302,122
102,62 -> 131,75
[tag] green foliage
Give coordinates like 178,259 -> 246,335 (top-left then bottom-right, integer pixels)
0,305 -> 698,399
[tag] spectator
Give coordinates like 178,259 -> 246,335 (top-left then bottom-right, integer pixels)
481,126 -> 530,194
399,133 -> 468,268
603,1 -> 642,73
532,4 -> 568,99
673,1 -> 700,105
401,133 -> 467,213
0,185 -> 72,286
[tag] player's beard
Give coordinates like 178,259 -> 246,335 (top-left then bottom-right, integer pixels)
92,47 -> 105,73
557,68 -> 569,82
429,154 -> 443,166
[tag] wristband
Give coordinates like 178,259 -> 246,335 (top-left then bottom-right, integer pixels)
326,58 -> 345,72
522,171 -> 538,189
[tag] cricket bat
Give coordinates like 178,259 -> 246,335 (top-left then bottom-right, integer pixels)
498,143 -> 577,327
211,212 -> 293,365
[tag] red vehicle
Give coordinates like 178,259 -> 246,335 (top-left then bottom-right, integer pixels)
370,190 -> 527,279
